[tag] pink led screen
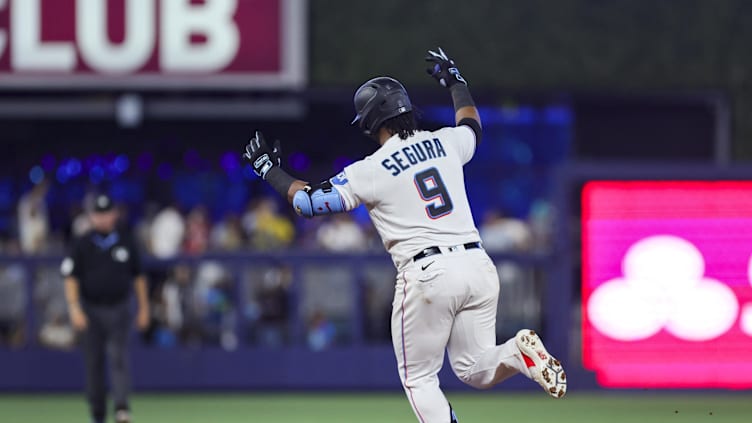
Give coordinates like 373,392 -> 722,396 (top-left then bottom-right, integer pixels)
582,181 -> 752,388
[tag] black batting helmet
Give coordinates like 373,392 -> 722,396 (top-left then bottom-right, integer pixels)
351,77 -> 412,136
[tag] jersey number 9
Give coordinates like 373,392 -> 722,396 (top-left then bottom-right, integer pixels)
414,168 -> 453,219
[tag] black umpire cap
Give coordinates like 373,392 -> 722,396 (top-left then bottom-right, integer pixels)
92,194 -> 114,213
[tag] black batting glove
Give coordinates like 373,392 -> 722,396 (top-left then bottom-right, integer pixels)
243,131 -> 281,180
425,47 -> 467,88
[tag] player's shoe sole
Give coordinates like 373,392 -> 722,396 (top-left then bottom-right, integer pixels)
114,410 -> 131,423
515,329 -> 567,399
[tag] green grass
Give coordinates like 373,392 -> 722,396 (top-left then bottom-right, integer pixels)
0,392 -> 747,423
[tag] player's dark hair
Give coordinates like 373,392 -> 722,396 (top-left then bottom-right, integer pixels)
381,111 -> 417,140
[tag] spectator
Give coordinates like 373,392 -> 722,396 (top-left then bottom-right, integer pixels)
242,198 -> 294,250
307,310 -> 336,351
35,266 -> 74,350
146,264 -> 201,349
17,180 -> 50,254
70,204 -> 93,239
160,265 -> 186,334
0,263 -> 27,348
253,266 -> 291,347
316,214 -> 367,252
479,209 -> 532,252
363,223 -> 384,251
209,213 -> 244,251
193,261 -> 237,350
134,202 -> 159,252
295,215 -> 325,250
528,198 -> 555,252
38,314 -> 75,351
362,282 -> 392,342
184,206 -> 210,255
163,265 -> 203,345
65,196 -> 94,242
150,204 -> 185,258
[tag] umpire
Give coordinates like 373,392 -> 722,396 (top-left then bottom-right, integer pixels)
62,194 -> 149,423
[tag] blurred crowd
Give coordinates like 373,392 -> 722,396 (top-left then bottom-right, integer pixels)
7,182 -> 384,257
7,182 -> 554,258
0,183 -> 551,352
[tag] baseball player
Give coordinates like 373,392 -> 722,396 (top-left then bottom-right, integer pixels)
244,48 -> 566,422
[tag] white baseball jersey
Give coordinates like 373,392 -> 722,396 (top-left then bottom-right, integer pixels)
331,125 -> 480,269
327,124 -> 553,422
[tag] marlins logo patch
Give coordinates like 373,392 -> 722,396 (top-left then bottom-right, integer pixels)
331,171 -> 349,185
112,247 -> 130,262
60,257 -> 74,276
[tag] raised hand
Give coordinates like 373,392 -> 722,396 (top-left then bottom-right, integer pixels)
425,47 -> 467,88
243,131 -> 282,180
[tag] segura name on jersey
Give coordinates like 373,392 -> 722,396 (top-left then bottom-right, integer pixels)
381,138 -> 447,176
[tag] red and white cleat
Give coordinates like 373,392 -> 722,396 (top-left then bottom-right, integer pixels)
515,329 -> 567,399
115,410 -> 131,423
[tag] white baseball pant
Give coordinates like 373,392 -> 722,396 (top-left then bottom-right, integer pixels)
391,247 -> 532,423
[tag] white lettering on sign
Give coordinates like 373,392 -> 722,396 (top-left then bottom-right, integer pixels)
1,0 -> 240,73
161,0 -> 239,72
11,0 -> 76,71
77,0 -> 155,73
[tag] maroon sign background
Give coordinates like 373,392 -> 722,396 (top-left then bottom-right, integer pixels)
0,0 -> 306,89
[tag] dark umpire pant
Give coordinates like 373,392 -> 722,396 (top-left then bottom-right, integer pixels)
82,301 -> 131,420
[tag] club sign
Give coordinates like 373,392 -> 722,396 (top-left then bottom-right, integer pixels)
0,0 -> 306,89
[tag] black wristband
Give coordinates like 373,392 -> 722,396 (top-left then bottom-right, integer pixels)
458,117 -> 482,145
450,84 -> 475,112
265,166 -> 297,198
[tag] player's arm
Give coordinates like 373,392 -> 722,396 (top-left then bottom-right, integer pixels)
426,47 -> 482,145
242,131 -> 348,217
287,180 -> 309,203
64,276 -> 88,330
61,244 -> 87,330
242,131 -> 309,204
291,179 -> 348,218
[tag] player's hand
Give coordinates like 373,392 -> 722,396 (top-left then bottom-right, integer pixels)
136,307 -> 150,331
425,47 -> 467,88
243,131 -> 282,180
69,306 -> 88,331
